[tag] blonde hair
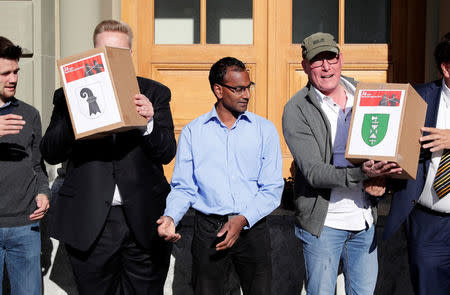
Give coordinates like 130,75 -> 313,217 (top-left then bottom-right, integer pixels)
93,20 -> 134,48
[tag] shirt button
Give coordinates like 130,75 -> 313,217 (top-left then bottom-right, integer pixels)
411,200 -> 416,206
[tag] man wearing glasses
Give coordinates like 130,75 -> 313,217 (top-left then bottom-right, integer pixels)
157,57 -> 284,295
282,32 -> 401,294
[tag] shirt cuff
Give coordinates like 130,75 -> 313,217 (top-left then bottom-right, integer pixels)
143,118 -> 154,136
163,208 -> 183,227
239,210 -> 259,229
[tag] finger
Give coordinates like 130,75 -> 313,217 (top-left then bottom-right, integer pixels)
164,233 -> 175,241
0,130 -> 21,136
2,119 -> 26,126
363,160 -> 374,168
422,140 -> 439,149
135,97 -> 148,105
135,96 -> 149,103
2,114 -> 23,120
386,167 -> 403,174
216,236 -> 231,250
430,145 -> 445,152
167,234 -> 181,242
43,203 -> 50,211
33,206 -> 46,214
1,123 -> 25,130
29,212 -> 45,220
216,224 -> 228,237
420,134 -> 440,142
421,127 -> 438,133
226,237 -> 237,248
215,242 -> 228,251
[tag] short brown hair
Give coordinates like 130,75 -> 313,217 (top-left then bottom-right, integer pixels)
93,20 -> 134,48
0,36 -> 22,61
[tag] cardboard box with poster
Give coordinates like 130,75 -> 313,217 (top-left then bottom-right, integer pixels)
57,46 -> 147,139
345,83 -> 427,179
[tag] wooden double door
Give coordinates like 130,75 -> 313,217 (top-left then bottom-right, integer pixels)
122,0 -> 425,178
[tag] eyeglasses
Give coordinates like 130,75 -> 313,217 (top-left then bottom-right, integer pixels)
218,82 -> 255,94
310,54 -> 340,69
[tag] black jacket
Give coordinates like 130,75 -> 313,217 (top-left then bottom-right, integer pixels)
41,77 -> 176,251
383,79 -> 442,239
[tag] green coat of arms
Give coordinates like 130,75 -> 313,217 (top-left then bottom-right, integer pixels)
361,114 -> 389,147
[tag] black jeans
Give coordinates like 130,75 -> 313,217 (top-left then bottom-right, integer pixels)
66,206 -> 171,295
191,212 -> 272,295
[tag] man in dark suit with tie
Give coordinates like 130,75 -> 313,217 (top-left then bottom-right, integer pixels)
40,20 -> 176,295
384,33 -> 450,295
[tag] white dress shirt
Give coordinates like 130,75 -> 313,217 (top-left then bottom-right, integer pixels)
418,79 -> 450,213
313,78 -> 374,231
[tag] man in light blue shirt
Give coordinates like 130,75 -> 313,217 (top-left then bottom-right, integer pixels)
157,57 -> 284,295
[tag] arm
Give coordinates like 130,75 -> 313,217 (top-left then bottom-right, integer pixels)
141,83 -> 176,165
31,111 -> 50,197
40,88 -> 75,164
240,122 -> 284,227
30,111 -> 50,220
160,127 -> 198,226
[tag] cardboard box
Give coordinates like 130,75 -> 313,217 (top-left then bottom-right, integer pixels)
345,83 -> 427,179
57,46 -> 147,139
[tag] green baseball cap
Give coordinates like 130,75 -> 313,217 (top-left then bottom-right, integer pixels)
301,32 -> 339,61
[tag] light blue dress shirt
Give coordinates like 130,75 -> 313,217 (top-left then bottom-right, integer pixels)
164,106 -> 284,228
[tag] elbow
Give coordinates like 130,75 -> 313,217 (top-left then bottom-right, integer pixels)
40,142 -> 66,165
159,140 -> 177,165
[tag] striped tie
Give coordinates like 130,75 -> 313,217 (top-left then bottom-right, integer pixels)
433,149 -> 450,199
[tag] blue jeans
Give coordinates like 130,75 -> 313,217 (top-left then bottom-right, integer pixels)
0,222 -> 41,295
296,225 -> 378,295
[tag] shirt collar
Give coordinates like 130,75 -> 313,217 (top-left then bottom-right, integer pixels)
0,97 -> 18,109
203,105 -> 252,125
442,78 -> 450,107
312,77 -> 355,109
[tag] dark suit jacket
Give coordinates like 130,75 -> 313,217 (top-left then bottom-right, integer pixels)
41,77 -> 176,251
383,79 -> 443,239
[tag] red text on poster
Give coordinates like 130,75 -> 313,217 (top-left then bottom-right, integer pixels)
62,54 -> 105,83
359,90 -> 403,107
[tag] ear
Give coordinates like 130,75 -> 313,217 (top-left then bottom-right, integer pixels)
213,84 -> 223,99
301,59 -> 309,74
441,62 -> 450,79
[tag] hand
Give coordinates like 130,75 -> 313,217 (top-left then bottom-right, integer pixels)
361,160 -> 402,178
134,94 -> 154,121
0,114 -> 25,137
215,215 -> 248,251
29,194 -> 49,220
420,127 -> 450,152
156,216 -> 181,242
363,176 -> 386,197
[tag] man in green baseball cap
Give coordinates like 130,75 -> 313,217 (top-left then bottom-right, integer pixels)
282,32 -> 401,294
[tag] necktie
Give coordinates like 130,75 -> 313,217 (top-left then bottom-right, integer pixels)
433,149 -> 450,199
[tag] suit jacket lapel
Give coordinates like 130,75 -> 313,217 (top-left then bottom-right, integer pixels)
423,80 -> 443,174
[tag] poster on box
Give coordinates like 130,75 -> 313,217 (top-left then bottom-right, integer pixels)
347,89 -> 406,157
60,53 -> 121,134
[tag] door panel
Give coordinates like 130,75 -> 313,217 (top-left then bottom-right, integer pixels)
123,0 -> 267,178
123,0 -> 424,179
